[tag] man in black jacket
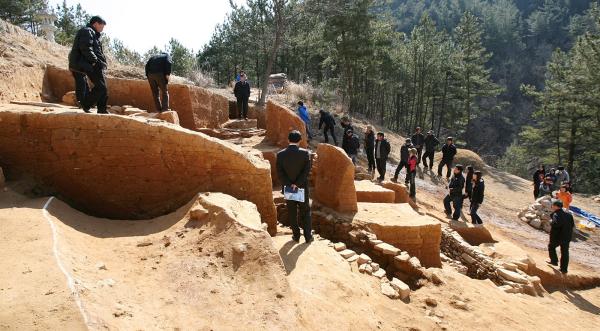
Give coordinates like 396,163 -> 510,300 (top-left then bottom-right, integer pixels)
392,139 -> 413,184
470,171 -> 485,224
443,165 -> 465,220
68,16 -> 108,113
145,53 -> 172,112
233,71 -> 250,120
375,132 -> 391,182
411,127 -> 425,165
342,129 -> 360,165
547,200 -> 575,273
422,130 -> 439,170
438,137 -> 457,179
276,130 -> 313,243
318,109 -> 337,145
364,126 -> 375,173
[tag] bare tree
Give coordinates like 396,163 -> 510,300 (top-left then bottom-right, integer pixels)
258,0 -> 288,106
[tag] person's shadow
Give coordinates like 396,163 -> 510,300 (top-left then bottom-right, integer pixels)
278,240 -> 309,275
564,289 -> 600,315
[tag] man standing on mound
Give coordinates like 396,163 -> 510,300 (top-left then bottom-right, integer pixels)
276,130 -> 313,243
145,53 -> 173,112
68,16 -> 108,114
443,165 -> 465,220
547,200 -> 574,274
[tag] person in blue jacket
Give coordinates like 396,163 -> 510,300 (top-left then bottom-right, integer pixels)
297,101 -> 312,141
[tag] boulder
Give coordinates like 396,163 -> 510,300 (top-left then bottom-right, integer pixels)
529,218 -> 542,229
372,268 -> 386,279
390,278 -> 411,300
61,91 -> 77,106
380,282 -> 400,299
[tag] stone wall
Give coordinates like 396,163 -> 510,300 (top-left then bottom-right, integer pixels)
0,107 -> 277,235
265,101 -> 307,148
313,144 -> 358,213
42,66 -> 229,130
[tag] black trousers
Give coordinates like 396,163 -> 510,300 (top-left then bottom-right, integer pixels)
408,171 -> 416,198
323,126 -> 337,145
366,149 -> 375,171
376,158 -> 387,180
286,189 -> 312,241
148,73 -> 169,112
548,240 -> 570,273
416,147 -> 423,165
71,71 -> 88,105
237,97 -> 249,119
422,150 -> 434,168
438,158 -> 453,178
471,203 -> 483,224
82,66 -> 108,113
444,194 -> 463,220
394,160 -> 409,183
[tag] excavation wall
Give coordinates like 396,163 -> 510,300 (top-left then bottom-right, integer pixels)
42,66 -> 229,130
0,107 -> 277,235
313,144 -> 358,213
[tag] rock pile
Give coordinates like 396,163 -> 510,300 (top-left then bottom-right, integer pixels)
518,196 -> 554,233
332,242 -> 411,300
440,226 -> 545,296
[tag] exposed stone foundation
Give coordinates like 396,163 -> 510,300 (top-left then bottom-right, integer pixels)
0,105 -> 277,235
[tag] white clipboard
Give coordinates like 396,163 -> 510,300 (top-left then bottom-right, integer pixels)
284,186 -> 305,203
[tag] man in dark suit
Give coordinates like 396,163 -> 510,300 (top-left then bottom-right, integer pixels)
276,130 -> 313,243
374,132 -> 391,182
233,71 -> 251,120
547,200 -> 575,273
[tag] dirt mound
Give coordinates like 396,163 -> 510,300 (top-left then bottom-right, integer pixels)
0,104 -> 277,234
434,148 -> 487,172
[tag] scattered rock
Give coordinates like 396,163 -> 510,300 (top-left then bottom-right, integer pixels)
380,282 -> 400,299
96,262 -> 107,270
157,110 -> 180,125
497,268 -> 529,284
529,218 -> 542,229
451,300 -> 468,310
364,264 -> 373,275
370,262 -> 380,272
136,240 -> 153,247
162,236 -> 171,247
501,262 -> 518,272
375,242 -> 401,256
347,254 -> 359,263
409,256 -> 422,269
333,242 -> 346,252
339,249 -> 356,259
357,253 -> 372,265
359,263 -> 368,273
61,91 -> 77,106
430,270 -> 445,285
189,205 -> 209,221
425,298 -> 438,307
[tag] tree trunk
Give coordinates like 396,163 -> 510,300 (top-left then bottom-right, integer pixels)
258,0 -> 286,106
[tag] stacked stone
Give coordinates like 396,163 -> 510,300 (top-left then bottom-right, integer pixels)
440,227 -> 545,296
517,196 -> 553,233
332,241 -> 411,300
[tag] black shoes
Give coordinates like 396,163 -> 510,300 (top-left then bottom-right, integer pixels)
546,261 -> 558,266
292,236 -> 300,243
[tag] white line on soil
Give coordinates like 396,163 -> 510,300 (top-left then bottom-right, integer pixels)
42,197 -> 91,329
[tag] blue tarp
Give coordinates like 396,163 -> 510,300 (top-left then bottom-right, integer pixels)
570,206 -> 600,227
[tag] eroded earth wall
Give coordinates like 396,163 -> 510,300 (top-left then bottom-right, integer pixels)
265,101 -> 308,148
313,144 -> 358,213
0,108 -> 277,235
42,66 -> 229,130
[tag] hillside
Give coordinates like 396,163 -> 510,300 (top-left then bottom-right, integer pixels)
1,17 -> 600,331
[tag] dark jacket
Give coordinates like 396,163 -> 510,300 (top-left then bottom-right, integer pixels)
68,24 -> 106,73
424,135 -> 440,152
538,183 -> 553,197
276,145 -> 311,188
441,143 -> 457,160
341,123 -> 354,135
319,111 -> 336,129
343,134 -> 360,155
411,133 -> 425,149
471,179 -> 485,204
400,144 -> 412,162
550,209 -> 575,243
465,171 -> 474,196
234,81 -> 251,99
145,53 -> 173,76
448,173 -> 465,198
364,131 -> 375,150
375,139 -> 391,159
533,169 -> 545,185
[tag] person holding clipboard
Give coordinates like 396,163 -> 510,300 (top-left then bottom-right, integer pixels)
276,130 -> 313,243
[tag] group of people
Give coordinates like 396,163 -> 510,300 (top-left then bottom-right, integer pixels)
533,164 -> 573,208
68,16 -> 173,114
442,165 -> 486,225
